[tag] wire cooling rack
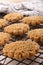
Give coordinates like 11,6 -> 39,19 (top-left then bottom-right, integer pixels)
0,13 -> 43,65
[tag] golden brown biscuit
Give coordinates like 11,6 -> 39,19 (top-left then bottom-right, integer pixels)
27,29 -> 43,42
4,13 -> 23,22
0,19 -> 8,28
0,32 -> 10,46
4,23 -> 29,36
3,40 -> 40,59
22,16 -> 43,26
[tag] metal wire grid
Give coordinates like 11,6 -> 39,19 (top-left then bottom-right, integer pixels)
0,13 -> 43,65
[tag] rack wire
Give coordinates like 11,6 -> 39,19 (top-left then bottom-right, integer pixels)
0,13 -> 43,65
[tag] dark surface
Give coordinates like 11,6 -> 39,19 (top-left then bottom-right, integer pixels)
0,63 -> 4,65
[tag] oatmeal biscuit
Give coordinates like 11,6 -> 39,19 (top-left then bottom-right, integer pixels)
27,29 -> 43,42
4,13 -> 23,22
0,32 -> 10,46
22,16 -> 43,26
3,40 -> 40,59
0,19 -> 8,28
4,23 -> 29,36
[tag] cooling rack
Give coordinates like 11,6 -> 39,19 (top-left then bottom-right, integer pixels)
0,13 -> 43,65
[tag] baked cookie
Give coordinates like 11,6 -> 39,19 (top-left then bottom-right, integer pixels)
3,40 -> 40,59
0,32 -> 10,46
27,29 -> 43,42
4,13 -> 23,22
4,23 -> 29,36
0,19 -> 8,28
22,16 -> 43,26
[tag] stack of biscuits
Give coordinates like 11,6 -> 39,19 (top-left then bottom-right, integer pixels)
0,12 -> 43,60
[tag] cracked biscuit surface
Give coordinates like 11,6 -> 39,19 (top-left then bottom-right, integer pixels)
4,13 -> 23,22
27,29 -> 43,43
0,32 -> 10,46
4,23 -> 29,36
3,40 -> 40,59
0,19 -> 8,28
22,16 -> 43,26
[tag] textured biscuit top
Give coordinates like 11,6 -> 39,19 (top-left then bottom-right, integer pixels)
3,40 -> 40,59
0,32 -> 10,46
4,23 -> 29,35
27,29 -> 43,42
4,13 -> 23,22
22,16 -> 43,25
0,19 -> 8,28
